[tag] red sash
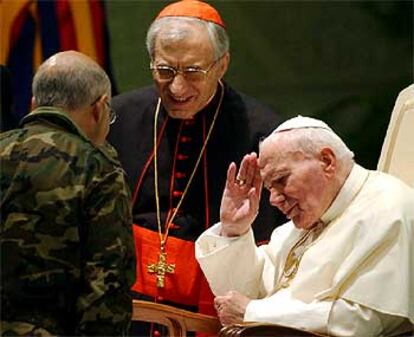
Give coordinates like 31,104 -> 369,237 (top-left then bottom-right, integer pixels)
131,225 -> 215,313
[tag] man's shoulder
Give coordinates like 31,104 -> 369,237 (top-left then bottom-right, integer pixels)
346,170 -> 414,238
1,122 -> 87,156
369,170 -> 414,210
224,84 -> 276,113
45,127 -> 115,169
112,85 -> 157,109
35,122 -> 121,171
1,123 -> 119,177
0,126 -> 26,145
223,84 -> 283,134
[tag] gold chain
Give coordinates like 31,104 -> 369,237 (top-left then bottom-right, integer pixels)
153,81 -> 224,247
278,221 -> 325,289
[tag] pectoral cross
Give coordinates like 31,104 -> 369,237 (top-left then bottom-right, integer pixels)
147,245 -> 175,288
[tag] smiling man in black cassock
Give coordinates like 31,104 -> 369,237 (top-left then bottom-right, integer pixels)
108,0 -> 286,334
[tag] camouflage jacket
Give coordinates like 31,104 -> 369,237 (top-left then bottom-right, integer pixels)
0,107 -> 135,336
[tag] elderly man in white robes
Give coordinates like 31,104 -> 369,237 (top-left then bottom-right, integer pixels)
195,116 -> 414,337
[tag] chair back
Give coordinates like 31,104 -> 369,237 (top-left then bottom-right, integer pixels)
377,84 -> 414,187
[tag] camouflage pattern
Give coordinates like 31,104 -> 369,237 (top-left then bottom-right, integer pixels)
0,107 -> 135,336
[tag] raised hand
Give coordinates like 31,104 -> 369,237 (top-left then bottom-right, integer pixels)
220,152 -> 262,237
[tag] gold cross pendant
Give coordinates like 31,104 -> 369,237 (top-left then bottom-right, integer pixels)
147,245 -> 175,288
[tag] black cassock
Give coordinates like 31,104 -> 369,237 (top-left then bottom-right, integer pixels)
108,82 -> 286,333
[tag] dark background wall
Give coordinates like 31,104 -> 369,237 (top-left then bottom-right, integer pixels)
107,0 -> 413,169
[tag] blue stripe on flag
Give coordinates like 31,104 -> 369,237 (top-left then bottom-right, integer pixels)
37,1 -> 60,58
8,11 -> 36,122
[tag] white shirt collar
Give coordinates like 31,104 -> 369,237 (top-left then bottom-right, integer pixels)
320,164 -> 369,224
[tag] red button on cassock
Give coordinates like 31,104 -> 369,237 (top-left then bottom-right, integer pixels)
172,190 -> 183,198
177,154 -> 189,160
175,172 -> 186,178
180,136 -> 192,143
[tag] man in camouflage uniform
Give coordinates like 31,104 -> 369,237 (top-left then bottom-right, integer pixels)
0,51 -> 135,336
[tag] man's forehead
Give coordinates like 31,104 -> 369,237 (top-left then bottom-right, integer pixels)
259,134 -> 289,160
154,23 -> 213,60
258,145 -> 288,170
259,136 -> 305,171
153,45 -> 214,67
258,156 -> 290,183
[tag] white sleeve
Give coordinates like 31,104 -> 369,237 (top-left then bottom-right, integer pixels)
245,292 -> 412,336
195,223 -> 264,298
244,289 -> 332,334
328,299 -> 413,337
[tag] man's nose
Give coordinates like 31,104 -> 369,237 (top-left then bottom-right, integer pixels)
269,188 -> 286,207
169,73 -> 188,95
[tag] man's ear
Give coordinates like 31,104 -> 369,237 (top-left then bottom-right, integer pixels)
90,102 -> 100,123
31,97 -> 37,110
320,147 -> 336,176
91,95 -> 107,123
218,52 -> 230,79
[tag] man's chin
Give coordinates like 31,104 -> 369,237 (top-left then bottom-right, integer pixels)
291,216 -> 312,230
167,108 -> 198,119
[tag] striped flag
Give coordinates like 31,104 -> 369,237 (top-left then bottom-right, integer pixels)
0,0 -> 116,130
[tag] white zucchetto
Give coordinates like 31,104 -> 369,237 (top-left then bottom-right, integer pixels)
273,115 -> 334,133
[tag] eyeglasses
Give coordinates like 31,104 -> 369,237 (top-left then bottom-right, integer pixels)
90,96 -> 117,125
105,100 -> 117,125
150,56 -> 222,82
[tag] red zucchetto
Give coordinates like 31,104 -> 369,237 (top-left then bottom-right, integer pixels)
156,0 -> 226,28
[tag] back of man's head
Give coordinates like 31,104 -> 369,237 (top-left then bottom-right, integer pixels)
32,51 -> 110,111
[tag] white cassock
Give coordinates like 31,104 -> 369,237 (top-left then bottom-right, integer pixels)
196,164 -> 414,336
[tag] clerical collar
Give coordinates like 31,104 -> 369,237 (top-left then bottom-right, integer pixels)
320,164 -> 369,224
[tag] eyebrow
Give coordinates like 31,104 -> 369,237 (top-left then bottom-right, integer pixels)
262,167 -> 287,183
274,170 -> 290,180
272,168 -> 291,181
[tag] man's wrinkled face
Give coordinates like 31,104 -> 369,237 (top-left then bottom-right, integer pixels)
259,135 -> 332,229
151,22 -> 228,119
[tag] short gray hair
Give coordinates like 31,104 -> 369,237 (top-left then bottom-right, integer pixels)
32,53 -> 111,110
277,127 -> 355,164
146,16 -> 229,60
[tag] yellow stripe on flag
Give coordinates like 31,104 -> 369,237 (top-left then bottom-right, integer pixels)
0,0 -> 31,64
68,0 -> 98,62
